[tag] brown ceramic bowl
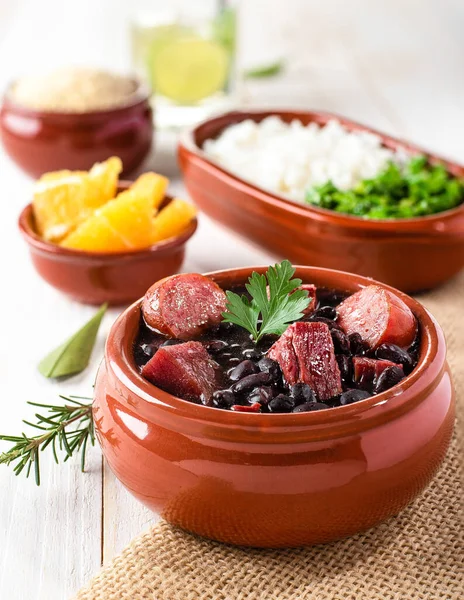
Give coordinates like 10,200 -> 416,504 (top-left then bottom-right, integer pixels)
18,182 -> 197,305
0,79 -> 153,178
178,110 -> 464,293
93,266 -> 455,548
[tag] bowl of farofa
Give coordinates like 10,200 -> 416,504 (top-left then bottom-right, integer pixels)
0,68 -> 153,177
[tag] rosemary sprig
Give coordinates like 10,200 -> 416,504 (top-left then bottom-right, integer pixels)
0,395 -> 94,485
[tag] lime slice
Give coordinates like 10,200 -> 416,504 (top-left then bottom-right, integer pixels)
151,37 -> 229,104
145,24 -> 194,89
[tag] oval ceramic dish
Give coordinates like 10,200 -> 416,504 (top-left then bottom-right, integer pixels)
18,182 -> 197,305
178,110 -> 464,292
93,266 -> 455,548
0,80 -> 153,178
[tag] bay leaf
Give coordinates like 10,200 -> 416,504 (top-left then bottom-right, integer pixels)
38,303 -> 107,379
244,61 -> 284,79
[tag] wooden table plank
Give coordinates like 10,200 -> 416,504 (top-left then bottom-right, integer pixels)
0,168 -> 105,598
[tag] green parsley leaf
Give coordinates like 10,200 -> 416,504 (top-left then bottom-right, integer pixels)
305,155 -> 464,219
222,260 -> 309,342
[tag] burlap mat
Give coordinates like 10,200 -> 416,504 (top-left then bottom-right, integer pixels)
76,273 -> 464,600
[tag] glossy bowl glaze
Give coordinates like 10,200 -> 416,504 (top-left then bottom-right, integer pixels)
18,182 -> 197,305
0,79 -> 153,177
178,110 -> 464,292
93,266 -> 455,548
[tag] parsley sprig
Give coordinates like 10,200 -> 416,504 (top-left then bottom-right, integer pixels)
222,260 -> 310,342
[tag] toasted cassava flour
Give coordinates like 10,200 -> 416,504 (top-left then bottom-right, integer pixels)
11,68 -> 138,112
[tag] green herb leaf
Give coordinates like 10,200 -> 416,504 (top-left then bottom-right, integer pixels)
222,291 -> 259,341
244,61 -> 284,79
38,304 -> 107,379
222,260 -> 309,342
0,395 -> 94,485
305,155 -> 464,219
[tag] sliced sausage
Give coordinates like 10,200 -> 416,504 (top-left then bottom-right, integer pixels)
268,321 -> 342,400
337,285 -> 417,350
141,341 -> 218,404
142,273 -> 227,339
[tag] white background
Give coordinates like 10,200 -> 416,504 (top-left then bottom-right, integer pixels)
0,1 -> 463,598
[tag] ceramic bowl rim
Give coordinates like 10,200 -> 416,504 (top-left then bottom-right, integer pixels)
179,109 -> 464,230
104,265 -> 447,439
18,181 -> 198,261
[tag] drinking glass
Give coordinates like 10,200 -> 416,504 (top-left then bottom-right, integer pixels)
130,0 -> 238,129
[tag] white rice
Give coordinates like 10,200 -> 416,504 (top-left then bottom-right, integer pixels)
203,117 -> 397,202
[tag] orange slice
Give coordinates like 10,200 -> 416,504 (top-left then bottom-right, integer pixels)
33,157 -> 122,241
129,172 -> 169,210
60,173 -> 169,253
151,198 -> 197,244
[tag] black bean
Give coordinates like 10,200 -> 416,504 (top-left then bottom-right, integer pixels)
331,329 -> 350,355
248,386 -> 275,405
375,343 -> 414,373
227,357 -> 241,366
317,290 -> 347,307
206,340 -> 229,354
212,389 -> 236,409
308,316 -> 343,331
269,394 -> 295,413
311,306 -> 337,320
242,347 -> 262,361
219,321 -> 238,332
161,339 -> 182,347
290,383 -> 316,405
339,389 -> 372,405
293,402 -> 329,412
256,334 -> 279,352
140,343 -> 157,358
231,372 -> 272,394
348,333 -> 366,356
228,360 -> 259,382
374,366 -> 405,394
257,357 -> 282,381
336,355 -> 352,382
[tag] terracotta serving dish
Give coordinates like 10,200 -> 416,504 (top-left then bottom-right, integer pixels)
0,79 -> 153,178
178,110 -> 464,293
18,182 -> 197,305
93,266 -> 455,548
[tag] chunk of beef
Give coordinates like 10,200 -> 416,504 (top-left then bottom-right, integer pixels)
353,357 -> 403,390
268,322 -> 342,400
141,341 -> 218,404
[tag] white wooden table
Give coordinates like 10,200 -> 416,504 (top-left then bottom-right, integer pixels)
0,1 -> 463,598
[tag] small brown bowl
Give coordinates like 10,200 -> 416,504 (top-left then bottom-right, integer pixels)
178,110 -> 464,292
18,182 -> 198,305
0,79 -> 153,178
93,266 -> 455,548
